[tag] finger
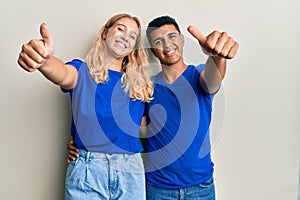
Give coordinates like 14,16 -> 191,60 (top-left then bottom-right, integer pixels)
67,153 -> 77,161
217,36 -> 234,58
213,32 -> 229,55
23,41 -> 48,63
69,139 -> 74,145
18,50 -> 43,70
67,144 -> 79,156
205,31 -> 221,53
67,155 -> 76,163
69,148 -> 79,156
40,23 -> 54,48
226,42 -> 239,59
68,140 -> 79,152
69,149 -> 79,157
187,25 -> 206,46
17,56 -> 36,72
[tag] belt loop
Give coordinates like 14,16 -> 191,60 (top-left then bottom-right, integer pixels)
86,151 -> 91,163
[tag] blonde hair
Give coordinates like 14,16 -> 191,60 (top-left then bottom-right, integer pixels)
85,13 -> 153,102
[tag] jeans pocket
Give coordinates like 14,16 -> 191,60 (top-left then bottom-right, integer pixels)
65,157 -> 81,181
199,176 -> 214,188
121,153 -> 144,173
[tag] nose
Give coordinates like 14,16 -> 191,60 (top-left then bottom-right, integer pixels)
163,38 -> 172,49
121,32 -> 129,43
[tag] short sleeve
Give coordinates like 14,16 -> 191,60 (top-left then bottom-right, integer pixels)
196,64 -> 205,74
61,59 -> 83,93
65,59 -> 83,71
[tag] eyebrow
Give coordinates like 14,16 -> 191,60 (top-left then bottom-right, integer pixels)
152,31 -> 178,43
116,23 -> 139,37
168,32 -> 179,37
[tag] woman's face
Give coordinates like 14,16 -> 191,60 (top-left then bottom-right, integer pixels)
104,17 -> 140,60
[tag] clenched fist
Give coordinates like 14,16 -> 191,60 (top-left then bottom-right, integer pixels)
187,25 -> 239,59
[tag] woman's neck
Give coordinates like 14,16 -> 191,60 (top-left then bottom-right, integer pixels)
105,56 -> 123,72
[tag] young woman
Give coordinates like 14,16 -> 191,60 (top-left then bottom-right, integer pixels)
17,13 -> 153,200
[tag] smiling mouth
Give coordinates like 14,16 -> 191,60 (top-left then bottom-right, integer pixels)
116,40 -> 127,48
164,49 -> 176,57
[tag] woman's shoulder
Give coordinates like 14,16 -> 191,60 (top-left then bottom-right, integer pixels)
66,58 -> 86,71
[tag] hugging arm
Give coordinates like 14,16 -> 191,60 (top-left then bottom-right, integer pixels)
67,139 -> 79,163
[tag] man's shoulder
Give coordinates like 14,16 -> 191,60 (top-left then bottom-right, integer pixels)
189,64 -> 205,73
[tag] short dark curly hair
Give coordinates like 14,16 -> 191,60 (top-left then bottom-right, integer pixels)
146,15 -> 181,44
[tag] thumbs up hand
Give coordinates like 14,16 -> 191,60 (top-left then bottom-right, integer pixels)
187,25 -> 238,59
18,23 -> 55,72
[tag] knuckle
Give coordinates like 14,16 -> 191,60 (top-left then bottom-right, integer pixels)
33,63 -> 40,69
221,31 -> 228,37
18,52 -> 24,59
235,42 -> 239,49
22,44 -> 28,51
28,39 -> 37,45
226,52 -> 234,59
37,57 -> 45,64
17,57 -> 23,65
227,36 -> 233,43
212,30 -> 220,36
28,68 -> 35,72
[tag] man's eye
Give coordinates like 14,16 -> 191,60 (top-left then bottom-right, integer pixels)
118,27 -> 124,32
170,34 -> 177,39
154,40 -> 162,46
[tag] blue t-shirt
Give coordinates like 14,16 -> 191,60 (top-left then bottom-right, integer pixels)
63,59 -> 144,154
145,64 -> 214,188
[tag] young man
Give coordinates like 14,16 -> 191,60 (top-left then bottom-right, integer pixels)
143,16 -> 238,200
68,16 -> 239,199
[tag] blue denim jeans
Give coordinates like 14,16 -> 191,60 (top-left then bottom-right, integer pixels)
64,149 -> 145,200
146,176 -> 215,200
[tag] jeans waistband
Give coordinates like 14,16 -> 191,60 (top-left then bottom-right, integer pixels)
78,149 -> 138,161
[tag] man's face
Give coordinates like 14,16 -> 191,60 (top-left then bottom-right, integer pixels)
149,24 -> 184,66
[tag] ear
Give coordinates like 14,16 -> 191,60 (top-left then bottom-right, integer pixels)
102,29 -> 108,40
180,33 -> 185,45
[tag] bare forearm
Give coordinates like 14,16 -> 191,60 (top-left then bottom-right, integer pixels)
38,56 -> 76,89
201,56 -> 226,94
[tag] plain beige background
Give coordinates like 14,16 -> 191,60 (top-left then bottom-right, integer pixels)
1,0 -> 299,199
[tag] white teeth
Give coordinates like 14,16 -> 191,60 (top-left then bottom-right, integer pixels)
166,49 -> 175,55
116,41 -> 126,48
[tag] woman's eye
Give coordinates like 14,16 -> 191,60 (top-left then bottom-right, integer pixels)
118,27 -> 124,32
130,35 -> 136,40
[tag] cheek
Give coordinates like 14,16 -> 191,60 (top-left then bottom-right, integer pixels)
154,49 -> 163,56
129,40 -> 137,49
105,30 -> 119,40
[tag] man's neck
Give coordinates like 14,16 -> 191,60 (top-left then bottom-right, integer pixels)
161,60 -> 188,84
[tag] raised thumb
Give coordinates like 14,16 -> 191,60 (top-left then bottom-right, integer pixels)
187,25 -> 206,46
40,23 -> 53,47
